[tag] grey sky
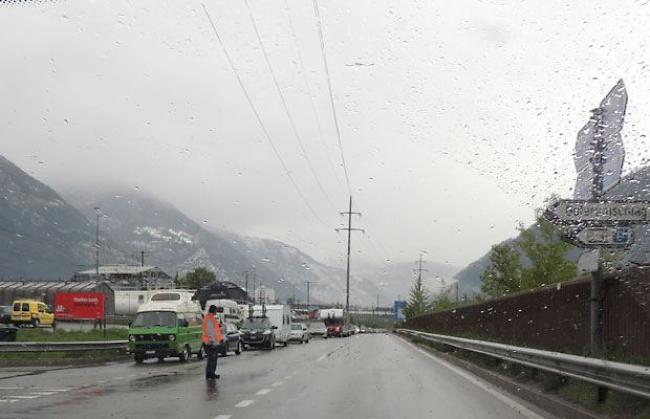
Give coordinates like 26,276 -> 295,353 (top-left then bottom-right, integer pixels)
1,0 -> 650,271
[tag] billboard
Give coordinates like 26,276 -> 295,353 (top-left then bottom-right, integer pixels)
54,292 -> 105,320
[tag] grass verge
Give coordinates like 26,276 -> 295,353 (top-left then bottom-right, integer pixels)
0,328 -> 130,367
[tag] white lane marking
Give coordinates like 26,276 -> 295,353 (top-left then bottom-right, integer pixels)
283,375 -> 292,380
256,388 -> 271,395
271,381 -> 283,387
400,338 -> 545,419
0,399 -> 18,403
316,354 -> 326,362
7,395 -> 39,399
235,399 -> 254,408
213,415 -> 231,419
128,374 -> 137,377
29,392 -> 56,396
113,377 -> 124,381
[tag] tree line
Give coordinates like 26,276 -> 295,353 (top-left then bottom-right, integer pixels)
402,216 -> 577,320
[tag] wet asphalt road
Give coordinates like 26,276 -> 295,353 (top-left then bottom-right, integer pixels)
0,334 -> 551,419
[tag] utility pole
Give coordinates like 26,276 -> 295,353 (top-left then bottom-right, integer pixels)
305,281 -> 317,328
94,207 -> 100,279
336,196 -> 364,327
414,253 -> 428,283
243,270 -> 250,300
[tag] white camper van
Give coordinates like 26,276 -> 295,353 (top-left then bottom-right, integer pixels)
203,299 -> 244,325
252,304 -> 291,346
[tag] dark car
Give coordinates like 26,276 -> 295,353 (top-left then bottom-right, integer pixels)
218,322 -> 242,356
239,317 -> 276,350
0,306 -> 10,324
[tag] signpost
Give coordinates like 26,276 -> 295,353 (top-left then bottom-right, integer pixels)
543,80 -> 636,402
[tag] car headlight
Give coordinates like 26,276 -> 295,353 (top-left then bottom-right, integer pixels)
128,335 -> 135,342
168,334 -> 176,341
262,330 -> 272,335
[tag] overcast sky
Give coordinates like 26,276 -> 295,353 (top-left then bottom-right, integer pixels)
1,0 -> 650,271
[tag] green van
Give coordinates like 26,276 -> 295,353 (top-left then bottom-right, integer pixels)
127,292 -> 204,364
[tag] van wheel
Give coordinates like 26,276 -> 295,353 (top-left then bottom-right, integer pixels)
283,340 -> 288,347
235,341 -> 241,355
220,345 -> 228,357
32,319 -> 40,328
197,345 -> 205,360
178,346 -> 190,362
134,355 -> 144,364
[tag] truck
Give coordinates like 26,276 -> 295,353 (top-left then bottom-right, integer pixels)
319,308 -> 345,338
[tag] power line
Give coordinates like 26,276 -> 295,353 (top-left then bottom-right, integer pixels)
244,0 -> 336,210
311,0 -> 352,195
202,4 -> 328,228
283,0 -> 345,194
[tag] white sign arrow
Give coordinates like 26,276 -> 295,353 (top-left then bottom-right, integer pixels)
573,226 -> 633,247
546,200 -> 650,224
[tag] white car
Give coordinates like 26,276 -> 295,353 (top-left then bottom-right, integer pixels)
289,323 -> 310,344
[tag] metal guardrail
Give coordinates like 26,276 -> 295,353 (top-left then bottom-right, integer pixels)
0,340 -> 128,353
398,329 -> 650,399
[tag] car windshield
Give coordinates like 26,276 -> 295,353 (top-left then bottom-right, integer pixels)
3,1 -> 650,418
241,319 -> 270,330
131,311 -> 176,328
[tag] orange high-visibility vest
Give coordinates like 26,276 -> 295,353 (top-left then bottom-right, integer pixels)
202,314 -> 223,344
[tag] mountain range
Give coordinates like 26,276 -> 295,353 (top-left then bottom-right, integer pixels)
0,155 -> 391,305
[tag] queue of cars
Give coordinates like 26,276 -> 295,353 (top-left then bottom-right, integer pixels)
126,291 -> 314,363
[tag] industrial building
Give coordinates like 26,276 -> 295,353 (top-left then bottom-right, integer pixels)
73,264 -> 172,289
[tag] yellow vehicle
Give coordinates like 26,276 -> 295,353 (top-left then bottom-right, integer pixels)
11,300 -> 55,327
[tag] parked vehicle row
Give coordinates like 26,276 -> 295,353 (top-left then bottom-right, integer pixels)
125,291 -> 313,364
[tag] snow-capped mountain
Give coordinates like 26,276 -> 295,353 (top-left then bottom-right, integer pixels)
0,155 -> 125,279
70,191 -> 384,305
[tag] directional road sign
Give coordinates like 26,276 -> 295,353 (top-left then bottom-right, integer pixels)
568,226 -> 633,248
545,200 -> 650,225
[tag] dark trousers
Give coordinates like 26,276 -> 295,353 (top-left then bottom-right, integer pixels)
206,344 -> 218,378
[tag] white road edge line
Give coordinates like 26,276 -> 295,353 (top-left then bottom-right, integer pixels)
256,388 -> 271,395
213,415 -> 231,419
316,354 -> 326,362
7,395 -> 39,399
235,399 -> 255,408
400,337 -> 545,419
271,381 -> 283,387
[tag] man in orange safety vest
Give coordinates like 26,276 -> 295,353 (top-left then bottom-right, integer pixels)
202,305 -> 223,380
